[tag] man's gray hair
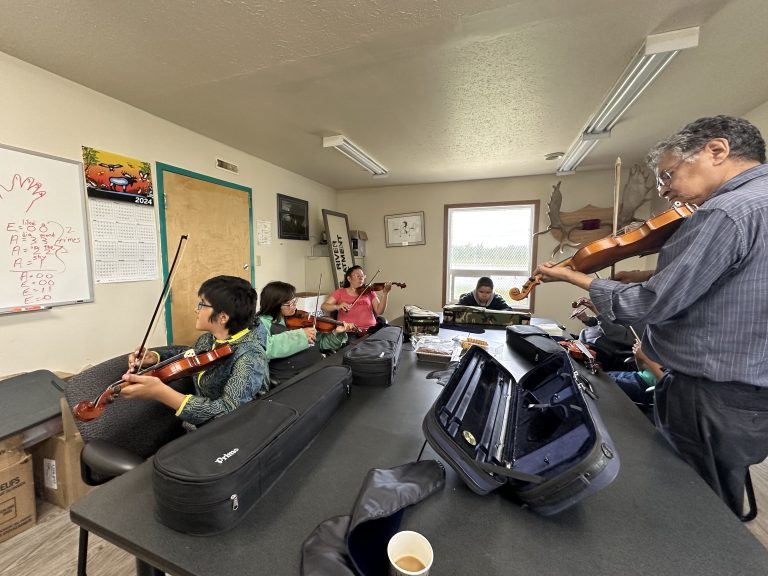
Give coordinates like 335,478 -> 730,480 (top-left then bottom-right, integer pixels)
646,115 -> 766,172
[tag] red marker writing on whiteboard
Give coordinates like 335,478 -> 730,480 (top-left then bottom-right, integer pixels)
5,305 -> 50,313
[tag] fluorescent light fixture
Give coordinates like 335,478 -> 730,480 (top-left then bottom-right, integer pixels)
323,135 -> 389,177
556,133 -> 608,176
557,26 -> 699,175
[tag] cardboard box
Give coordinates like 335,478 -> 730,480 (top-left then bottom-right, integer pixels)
30,398 -> 92,509
0,437 -> 36,543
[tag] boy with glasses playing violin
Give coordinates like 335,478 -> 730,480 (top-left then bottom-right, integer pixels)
257,281 -> 356,385
533,116 -> 768,520
122,275 -> 269,429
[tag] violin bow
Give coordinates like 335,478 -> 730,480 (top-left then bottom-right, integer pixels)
133,234 -> 189,371
313,273 -> 322,329
348,269 -> 380,309
610,157 -> 622,279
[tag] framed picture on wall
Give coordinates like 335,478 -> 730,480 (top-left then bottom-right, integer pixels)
385,211 -> 425,247
277,194 -> 309,240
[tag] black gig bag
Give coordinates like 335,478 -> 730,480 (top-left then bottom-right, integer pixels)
152,365 -> 352,535
506,324 -> 564,363
343,326 -> 403,386
403,305 -> 440,337
423,346 -> 620,515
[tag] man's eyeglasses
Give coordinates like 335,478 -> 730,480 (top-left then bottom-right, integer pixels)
281,298 -> 298,308
196,301 -> 213,311
656,148 -> 702,190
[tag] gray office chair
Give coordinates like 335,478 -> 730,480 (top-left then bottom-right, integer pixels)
65,349 -> 190,576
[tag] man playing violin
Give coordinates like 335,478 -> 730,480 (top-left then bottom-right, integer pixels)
257,281 -> 356,385
122,275 -> 269,429
321,265 -> 391,333
534,116 -> 768,519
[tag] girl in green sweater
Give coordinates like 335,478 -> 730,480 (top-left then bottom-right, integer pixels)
257,281 -> 355,384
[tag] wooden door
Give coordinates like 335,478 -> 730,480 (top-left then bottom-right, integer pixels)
158,166 -> 252,345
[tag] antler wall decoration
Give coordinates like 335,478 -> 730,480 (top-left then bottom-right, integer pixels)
535,165 -> 655,258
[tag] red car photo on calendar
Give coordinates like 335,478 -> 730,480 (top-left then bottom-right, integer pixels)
82,147 -> 154,206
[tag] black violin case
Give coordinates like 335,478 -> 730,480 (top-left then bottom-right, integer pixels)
505,324 -> 564,363
422,345 -> 620,515
343,326 -> 403,386
152,364 -> 352,535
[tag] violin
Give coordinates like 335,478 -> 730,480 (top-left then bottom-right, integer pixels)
355,281 -> 406,294
558,340 -> 599,374
509,202 -> 697,301
284,310 -> 361,334
72,345 -> 234,421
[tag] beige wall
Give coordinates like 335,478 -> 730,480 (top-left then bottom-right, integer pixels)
3,46 -> 767,377
338,169 -> 655,335
0,52 -> 336,376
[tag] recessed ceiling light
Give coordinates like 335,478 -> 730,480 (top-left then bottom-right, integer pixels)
545,152 -> 565,161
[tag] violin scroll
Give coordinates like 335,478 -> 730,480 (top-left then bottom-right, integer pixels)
72,384 -> 123,421
508,277 -> 540,301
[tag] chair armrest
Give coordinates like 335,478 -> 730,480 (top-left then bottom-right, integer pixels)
81,439 -> 145,483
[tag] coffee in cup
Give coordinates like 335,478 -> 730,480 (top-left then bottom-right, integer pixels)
387,530 -> 433,576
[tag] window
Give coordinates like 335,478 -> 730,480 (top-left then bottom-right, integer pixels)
444,201 -> 539,311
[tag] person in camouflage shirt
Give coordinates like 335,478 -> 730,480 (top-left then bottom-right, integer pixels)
122,275 -> 268,428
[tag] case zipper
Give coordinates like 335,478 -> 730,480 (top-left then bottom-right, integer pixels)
231,494 -> 239,511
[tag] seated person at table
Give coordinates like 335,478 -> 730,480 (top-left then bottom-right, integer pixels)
572,297 -> 637,371
122,275 -> 268,429
321,265 -> 391,333
258,281 -> 355,384
457,277 -> 512,310
607,340 -> 664,418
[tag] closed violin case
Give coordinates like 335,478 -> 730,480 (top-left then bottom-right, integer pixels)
342,326 -> 403,386
152,364 -> 352,535
403,304 -> 440,337
505,324 -> 565,364
442,304 -> 531,327
422,345 -> 620,515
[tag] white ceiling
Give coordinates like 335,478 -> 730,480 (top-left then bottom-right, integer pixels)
1,0 -> 766,190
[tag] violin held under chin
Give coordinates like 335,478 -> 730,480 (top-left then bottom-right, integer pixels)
509,202 -> 697,301
284,310 -> 362,334
354,281 -> 407,295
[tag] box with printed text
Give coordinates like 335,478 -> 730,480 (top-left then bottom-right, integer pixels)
30,398 -> 92,509
0,437 -> 36,544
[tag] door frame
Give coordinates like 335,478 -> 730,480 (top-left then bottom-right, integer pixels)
156,162 -> 254,343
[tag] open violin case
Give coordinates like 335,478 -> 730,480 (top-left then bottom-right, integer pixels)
152,364 -> 352,535
422,345 -> 620,515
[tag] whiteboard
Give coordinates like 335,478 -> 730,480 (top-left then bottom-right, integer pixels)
0,143 -> 93,313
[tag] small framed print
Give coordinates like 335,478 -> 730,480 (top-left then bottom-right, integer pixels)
277,194 -> 309,240
384,211 -> 425,247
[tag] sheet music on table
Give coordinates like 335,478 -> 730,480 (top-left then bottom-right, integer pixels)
89,197 -> 158,283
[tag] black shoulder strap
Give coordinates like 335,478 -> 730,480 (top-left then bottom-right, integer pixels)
476,461 -> 544,484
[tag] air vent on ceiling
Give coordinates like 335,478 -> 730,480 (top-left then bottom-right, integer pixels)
216,158 -> 239,174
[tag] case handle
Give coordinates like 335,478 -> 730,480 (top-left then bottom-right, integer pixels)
478,461 -> 544,484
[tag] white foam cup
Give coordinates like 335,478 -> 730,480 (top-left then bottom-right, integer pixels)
387,530 -> 434,576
